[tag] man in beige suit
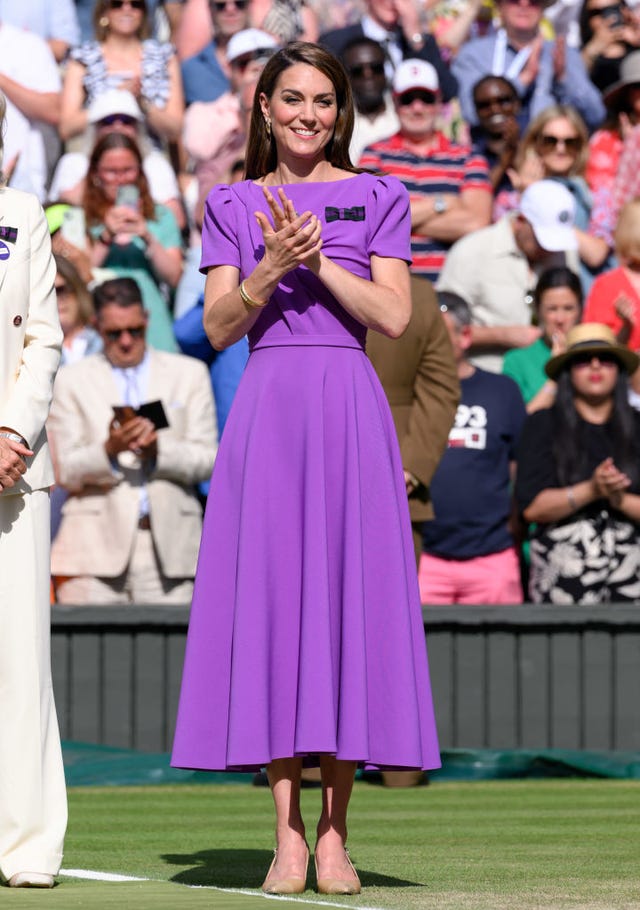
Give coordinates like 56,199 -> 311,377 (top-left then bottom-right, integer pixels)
0,95 -> 67,887
49,277 -> 217,604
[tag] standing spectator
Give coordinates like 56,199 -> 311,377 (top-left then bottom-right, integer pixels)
437,179 -> 579,371
452,0 -> 606,130
360,59 -> 492,284
179,0 -> 250,104
516,323 -> 640,603
49,277 -> 217,605
503,265 -> 583,411
0,17 -> 62,201
0,0 -> 80,62
320,0 -> 458,101
344,36 -> 399,164
419,292 -> 526,605
60,0 -> 184,146
0,92 -> 67,889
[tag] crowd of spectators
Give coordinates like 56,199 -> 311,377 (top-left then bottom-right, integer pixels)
6,0 -> 639,604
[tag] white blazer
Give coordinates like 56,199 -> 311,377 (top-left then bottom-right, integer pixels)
0,186 -> 62,495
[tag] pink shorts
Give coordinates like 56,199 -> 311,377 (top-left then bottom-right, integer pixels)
418,547 -> 523,605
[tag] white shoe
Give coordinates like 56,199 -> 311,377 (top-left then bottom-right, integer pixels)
8,872 -> 54,888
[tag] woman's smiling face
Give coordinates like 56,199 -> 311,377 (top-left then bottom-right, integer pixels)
260,63 -> 338,167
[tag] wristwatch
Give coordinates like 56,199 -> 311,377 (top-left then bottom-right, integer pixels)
433,195 -> 448,215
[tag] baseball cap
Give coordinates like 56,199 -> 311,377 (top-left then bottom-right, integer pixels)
392,59 -> 439,96
88,89 -> 143,125
519,180 -> 577,252
226,28 -> 278,64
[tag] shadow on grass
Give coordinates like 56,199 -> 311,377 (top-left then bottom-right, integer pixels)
161,849 -> 423,889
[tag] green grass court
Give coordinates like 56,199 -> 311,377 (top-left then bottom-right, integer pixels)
6,779 -> 639,909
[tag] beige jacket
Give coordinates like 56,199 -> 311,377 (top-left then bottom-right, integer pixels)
49,349 -> 217,578
0,186 -> 62,495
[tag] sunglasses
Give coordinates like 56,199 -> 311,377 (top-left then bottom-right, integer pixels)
397,89 -> 438,106
104,326 -> 146,341
537,134 -> 582,152
504,0 -> 546,7
587,3 -> 622,17
571,351 -> 619,368
475,93 -> 516,111
55,283 -> 72,298
212,0 -> 247,9
109,0 -> 145,9
98,114 -> 138,127
348,62 -> 386,78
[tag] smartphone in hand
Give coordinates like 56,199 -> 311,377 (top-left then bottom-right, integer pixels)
116,184 -> 140,210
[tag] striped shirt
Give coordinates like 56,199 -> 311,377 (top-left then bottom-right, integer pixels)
359,132 -> 491,283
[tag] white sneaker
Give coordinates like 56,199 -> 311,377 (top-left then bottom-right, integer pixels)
8,872 -> 54,888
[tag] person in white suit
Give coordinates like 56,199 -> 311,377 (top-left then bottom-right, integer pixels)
0,91 -> 67,888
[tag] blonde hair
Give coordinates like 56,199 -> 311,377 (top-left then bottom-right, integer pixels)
517,105 -> 589,176
615,198 -> 640,262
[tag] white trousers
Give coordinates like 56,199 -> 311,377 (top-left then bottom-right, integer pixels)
0,490 -> 67,879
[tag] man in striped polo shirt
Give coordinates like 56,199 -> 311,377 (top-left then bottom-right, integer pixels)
359,59 -> 492,285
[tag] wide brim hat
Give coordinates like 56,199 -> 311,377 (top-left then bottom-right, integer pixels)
603,50 -> 640,110
545,322 -> 640,379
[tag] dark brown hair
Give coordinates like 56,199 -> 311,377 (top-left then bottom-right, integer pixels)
93,0 -> 150,41
244,41 -> 356,180
54,253 -> 94,327
83,132 -> 155,226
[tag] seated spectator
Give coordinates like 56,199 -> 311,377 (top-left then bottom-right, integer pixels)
85,132 -> 183,351
54,254 -> 103,367
60,0 -> 184,147
178,0 -> 251,104
503,104 -> 613,289
471,74 -> 522,202
320,0 -> 458,102
503,265 -> 583,411
343,36 -> 399,164
418,292 -> 526,605
584,199 -> 640,354
49,277 -> 217,605
0,17 -> 62,201
250,0 -> 319,42
77,0 -> 184,42
50,89 -> 184,231
452,0 -> 606,131
516,323 -> 640,603
437,179 -> 579,371
359,59 -> 492,284
579,0 -> 640,92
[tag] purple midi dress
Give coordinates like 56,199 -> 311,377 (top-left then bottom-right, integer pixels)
171,173 -> 441,772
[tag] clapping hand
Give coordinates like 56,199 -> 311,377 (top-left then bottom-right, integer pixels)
255,186 -> 323,275
592,456 -> 631,507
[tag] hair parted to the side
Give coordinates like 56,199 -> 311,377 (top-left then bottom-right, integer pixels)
244,41 -> 356,180
93,276 -> 145,314
0,91 -> 7,187
533,265 -> 583,311
84,132 -> 155,226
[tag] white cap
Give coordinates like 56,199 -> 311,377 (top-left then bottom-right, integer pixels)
88,89 -> 143,124
392,58 -> 439,95
519,180 -> 577,252
226,28 -> 278,64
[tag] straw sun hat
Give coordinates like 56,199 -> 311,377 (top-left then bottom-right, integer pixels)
545,323 -> 640,380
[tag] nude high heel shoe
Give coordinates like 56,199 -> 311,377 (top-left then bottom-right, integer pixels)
261,843 -> 309,894
314,848 -> 361,895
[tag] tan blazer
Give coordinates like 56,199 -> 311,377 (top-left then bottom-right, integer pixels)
49,349 -> 217,579
0,187 -> 62,495
367,276 -> 460,525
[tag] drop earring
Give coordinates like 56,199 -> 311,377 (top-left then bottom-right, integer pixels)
99,15 -> 109,28
265,119 -> 271,138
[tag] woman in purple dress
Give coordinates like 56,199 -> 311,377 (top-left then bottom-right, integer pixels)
171,42 -> 440,896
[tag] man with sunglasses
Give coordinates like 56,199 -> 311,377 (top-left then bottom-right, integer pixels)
344,37 -> 400,163
180,0 -> 250,104
452,0 -> 605,130
49,277 -> 217,605
359,59 -> 492,284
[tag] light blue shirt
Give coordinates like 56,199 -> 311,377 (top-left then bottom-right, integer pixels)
0,0 -> 80,45
452,33 -> 605,131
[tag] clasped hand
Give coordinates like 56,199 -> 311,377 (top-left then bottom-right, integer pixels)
0,436 -> 33,491
106,415 -> 157,460
592,457 -> 631,507
255,187 -> 323,276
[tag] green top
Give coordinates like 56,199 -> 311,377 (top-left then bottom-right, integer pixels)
502,336 -> 551,403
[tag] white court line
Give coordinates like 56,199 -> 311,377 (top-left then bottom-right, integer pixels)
61,868 -> 388,909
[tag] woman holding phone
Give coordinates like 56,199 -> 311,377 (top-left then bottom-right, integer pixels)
85,132 -> 182,350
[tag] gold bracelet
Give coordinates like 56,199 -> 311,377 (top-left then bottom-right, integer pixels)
239,279 -> 268,309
